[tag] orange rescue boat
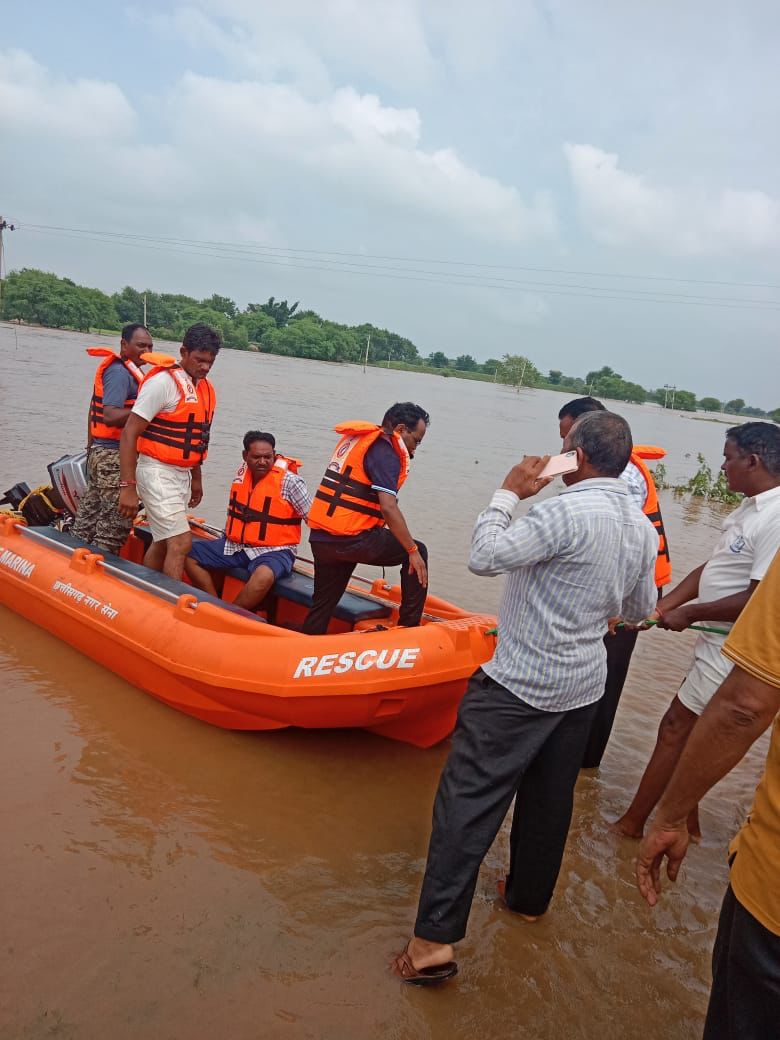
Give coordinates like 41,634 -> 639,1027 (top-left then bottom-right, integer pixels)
0,516 -> 496,747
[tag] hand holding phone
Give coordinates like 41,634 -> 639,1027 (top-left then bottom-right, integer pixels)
501,455 -> 554,499
537,450 -> 579,479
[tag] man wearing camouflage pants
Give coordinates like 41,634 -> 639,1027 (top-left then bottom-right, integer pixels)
72,323 -> 153,554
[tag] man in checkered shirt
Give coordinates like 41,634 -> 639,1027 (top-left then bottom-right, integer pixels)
185,430 -> 311,611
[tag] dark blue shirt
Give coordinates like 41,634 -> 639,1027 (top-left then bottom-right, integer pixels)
92,361 -> 139,449
309,436 -> 401,542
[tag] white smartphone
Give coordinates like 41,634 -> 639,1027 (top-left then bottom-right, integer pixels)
538,450 -> 579,479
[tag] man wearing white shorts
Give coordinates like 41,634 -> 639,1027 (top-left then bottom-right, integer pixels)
614,422 -> 780,840
119,323 -> 221,579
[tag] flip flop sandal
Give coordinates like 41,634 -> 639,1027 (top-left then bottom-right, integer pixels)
393,946 -> 459,987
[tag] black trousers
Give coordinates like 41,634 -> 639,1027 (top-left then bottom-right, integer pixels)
414,671 -> 598,944
703,885 -> 780,1040
581,626 -> 640,768
302,528 -> 428,635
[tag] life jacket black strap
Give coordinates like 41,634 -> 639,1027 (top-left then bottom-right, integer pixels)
142,412 -> 211,460
315,464 -> 383,519
227,493 -> 301,542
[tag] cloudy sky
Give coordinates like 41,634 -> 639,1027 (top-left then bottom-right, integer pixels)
2,1 -> 779,407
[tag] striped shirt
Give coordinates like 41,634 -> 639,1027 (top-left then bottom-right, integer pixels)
224,471 -> 312,559
470,478 -> 658,712
620,460 -> 649,510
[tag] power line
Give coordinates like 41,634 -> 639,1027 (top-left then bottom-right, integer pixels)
17,223 -> 780,314
21,221 -> 780,291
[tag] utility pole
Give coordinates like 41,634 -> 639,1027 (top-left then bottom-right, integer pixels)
0,216 -> 17,314
362,331 -> 371,373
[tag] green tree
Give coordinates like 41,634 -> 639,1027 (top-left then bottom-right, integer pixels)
454,354 -> 478,371
1,268 -> 118,331
547,369 -> 562,385
740,406 -> 768,418
498,354 -> 541,390
202,294 -> 237,319
585,366 -> 619,387
112,286 -> 145,324
674,390 -> 697,412
769,408 -> 780,422
257,296 -> 299,327
427,351 -> 450,368
698,397 -> 722,412
724,398 -> 745,414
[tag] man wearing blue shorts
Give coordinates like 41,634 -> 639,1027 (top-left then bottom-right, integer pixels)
185,431 -> 311,611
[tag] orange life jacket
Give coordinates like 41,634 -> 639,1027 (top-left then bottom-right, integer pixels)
136,359 -> 216,469
307,421 -> 409,537
631,445 -> 672,588
86,348 -> 143,442
225,456 -> 303,547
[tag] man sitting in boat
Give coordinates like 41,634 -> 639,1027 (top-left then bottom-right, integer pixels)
184,431 -> 312,612
71,323 -> 153,554
118,323 -> 221,580
303,402 -> 429,635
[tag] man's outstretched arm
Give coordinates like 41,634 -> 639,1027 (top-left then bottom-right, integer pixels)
636,667 -> 780,906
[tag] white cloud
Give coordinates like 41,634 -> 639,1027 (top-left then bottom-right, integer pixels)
0,49 -> 136,141
146,0 -> 439,94
166,74 -> 557,244
565,143 -> 780,255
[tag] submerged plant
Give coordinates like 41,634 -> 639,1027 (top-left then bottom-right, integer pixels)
649,462 -> 669,490
672,453 -> 742,504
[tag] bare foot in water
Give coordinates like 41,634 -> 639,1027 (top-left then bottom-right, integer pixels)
610,815 -> 645,840
496,879 -> 540,921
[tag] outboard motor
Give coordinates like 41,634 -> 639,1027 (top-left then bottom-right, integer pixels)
48,451 -> 88,516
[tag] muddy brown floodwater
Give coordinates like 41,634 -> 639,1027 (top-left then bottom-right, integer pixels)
0,326 -> 770,1039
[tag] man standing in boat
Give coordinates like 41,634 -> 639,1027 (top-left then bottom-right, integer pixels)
302,402 -> 430,635
557,396 -> 673,769
184,431 -> 312,612
71,323 -> 153,554
118,323 -> 221,580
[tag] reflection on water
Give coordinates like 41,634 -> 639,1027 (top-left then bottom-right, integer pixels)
0,326 -> 769,1039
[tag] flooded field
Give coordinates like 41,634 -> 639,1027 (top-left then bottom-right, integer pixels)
0,325 -> 768,1039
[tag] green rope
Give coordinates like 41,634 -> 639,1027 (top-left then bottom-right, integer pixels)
617,618 -> 730,636
484,619 -> 730,638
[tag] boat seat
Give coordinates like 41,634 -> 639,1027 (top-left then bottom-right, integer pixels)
23,527 -> 266,623
134,522 -> 391,623
226,565 -> 392,624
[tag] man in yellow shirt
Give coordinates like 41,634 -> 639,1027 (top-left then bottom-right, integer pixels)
636,549 -> 780,1039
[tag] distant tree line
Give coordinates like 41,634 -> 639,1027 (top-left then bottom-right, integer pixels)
2,268 -> 778,421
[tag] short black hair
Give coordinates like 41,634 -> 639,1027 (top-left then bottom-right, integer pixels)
726,422 -> 780,476
567,411 -> 633,477
182,323 -> 222,355
558,396 -> 606,421
243,430 -> 276,452
382,402 -> 430,430
121,322 -> 150,342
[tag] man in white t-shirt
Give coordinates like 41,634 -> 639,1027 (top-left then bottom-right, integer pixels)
119,323 -> 220,579
614,422 -> 780,839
